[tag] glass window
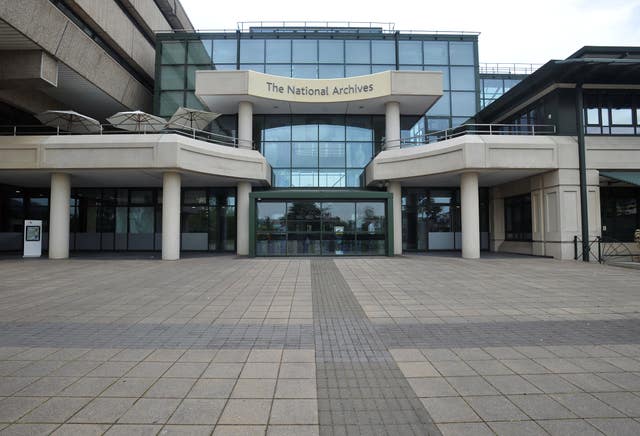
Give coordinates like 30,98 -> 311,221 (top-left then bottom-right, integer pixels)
346,142 -> 372,167
161,41 -> 185,64
160,65 -> 185,89
319,64 -> 344,78
263,142 -> 291,167
263,117 -> 291,141
212,39 -> 237,64
399,65 -> 422,71
291,169 -> 318,187
346,121 -> 372,141
130,190 -> 153,204
427,91 -> 450,116
611,108 -> 633,125
450,66 -> 475,91
372,65 -> 394,73
319,169 -> 346,187
160,91 -> 183,116
319,142 -> 345,168
187,65 -> 209,89
586,108 -> 600,125
186,92 -> 205,110
257,202 -> 287,231
346,169 -> 364,187
345,40 -> 370,64
273,169 -> 291,187
319,123 -> 345,141
425,66 -> 449,90
240,64 -> 264,73
427,117 -> 450,132
292,123 -> 318,141
346,64 -> 371,77
357,202 -> 385,233
129,207 -> 154,233
292,40 -> 317,63
503,79 -> 520,92
292,64 -> 317,78
183,190 -> 206,205
398,41 -> 422,64
240,39 -> 264,63
449,41 -> 474,65
423,41 -> 448,64
266,39 -> 291,63
451,92 -> 476,116
182,206 -> 208,232
323,203 -> 355,231
187,40 -> 212,64
319,40 -> 344,63
292,142 -> 318,167
372,40 -> 395,64
265,64 -> 291,76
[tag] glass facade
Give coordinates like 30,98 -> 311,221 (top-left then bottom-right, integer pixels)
256,200 -> 387,256
584,92 -> 640,135
600,187 -> 640,242
480,75 -> 523,108
402,187 -> 490,251
156,31 -> 479,136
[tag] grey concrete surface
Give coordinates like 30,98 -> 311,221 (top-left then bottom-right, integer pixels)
0,255 -> 638,435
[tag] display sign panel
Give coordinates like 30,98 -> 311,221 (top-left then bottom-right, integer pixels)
23,220 -> 42,258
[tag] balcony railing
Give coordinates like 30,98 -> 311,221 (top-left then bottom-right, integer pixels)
0,125 -> 242,148
396,123 -> 557,148
479,63 -> 543,75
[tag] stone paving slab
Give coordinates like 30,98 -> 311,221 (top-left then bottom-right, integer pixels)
0,255 -> 639,435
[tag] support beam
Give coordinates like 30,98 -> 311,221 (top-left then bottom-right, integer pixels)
49,173 -> 70,259
384,101 -> 400,150
387,181 -> 403,255
461,172 -> 480,259
238,101 -> 253,149
162,172 -> 181,260
237,181 -> 252,255
575,85 -> 590,261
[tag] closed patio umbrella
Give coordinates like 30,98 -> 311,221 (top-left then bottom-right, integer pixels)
36,110 -> 102,133
167,107 -> 220,131
106,110 -> 167,133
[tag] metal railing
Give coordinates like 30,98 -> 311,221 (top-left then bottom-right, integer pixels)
479,63 -> 543,75
0,125 -> 243,148
238,21 -> 396,32
573,236 -> 637,263
396,123 -> 557,148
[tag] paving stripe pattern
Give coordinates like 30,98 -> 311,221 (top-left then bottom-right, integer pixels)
311,259 -> 441,436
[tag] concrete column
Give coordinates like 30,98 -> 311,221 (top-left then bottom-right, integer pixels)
461,172 -> 480,259
162,172 -> 181,260
384,101 -> 400,150
49,173 -> 71,259
387,181 -> 403,255
238,101 -> 253,149
236,181 -> 252,256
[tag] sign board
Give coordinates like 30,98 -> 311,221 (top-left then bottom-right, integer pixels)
23,219 -> 42,258
247,71 -> 392,103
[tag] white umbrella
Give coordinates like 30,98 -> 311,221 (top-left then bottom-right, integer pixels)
107,110 -> 167,133
167,107 -> 220,131
36,110 -> 102,133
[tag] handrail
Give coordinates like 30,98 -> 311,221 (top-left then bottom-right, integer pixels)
479,63 -> 543,75
0,125 -> 244,148
396,123 -> 557,148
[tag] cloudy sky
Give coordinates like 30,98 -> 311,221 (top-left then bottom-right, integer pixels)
180,0 -> 640,64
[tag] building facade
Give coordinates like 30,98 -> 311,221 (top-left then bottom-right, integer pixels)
0,19 -> 639,261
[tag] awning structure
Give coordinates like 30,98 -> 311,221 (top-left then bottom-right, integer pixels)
600,171 -> 640,186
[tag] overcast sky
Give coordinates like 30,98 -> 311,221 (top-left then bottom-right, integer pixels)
180,0 -> 640,65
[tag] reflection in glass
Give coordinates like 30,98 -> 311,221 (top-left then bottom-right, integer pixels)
423,41 -> 448,64
240,39 -> 264,63
372,40 -> 395,64
319,40 -> 344,63
345,40 -> 370,64
292,143 -> 318,167
266,39 -> 291,63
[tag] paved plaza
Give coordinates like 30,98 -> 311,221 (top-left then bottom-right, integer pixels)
0,255 -> 639,435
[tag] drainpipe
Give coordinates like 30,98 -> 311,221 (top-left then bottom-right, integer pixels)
575,83 -> 589,261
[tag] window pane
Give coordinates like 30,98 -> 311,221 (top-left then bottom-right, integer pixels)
451,92 -> 476,116
183,190 -> 206,205
323,202 -> 355,231
346,142 -> 372,167
292,123 -> 318,141
399,65 -> 422,71
160,91 -> 183,116
372,64 -> 394,73
129,207 -> 154,233
427,91 -> 450,116
319,123 -> 345,141
346,169 -> 364,187
586,108 -> 600,125
292,64 -> 317,78
161,41 -> 185,64
291,169 -> 318,187
187,65 -> 210,89
266,39 -> 291,63
319,40 -> 344,63
346,123 -> 372,141
319,142 -> 345,167
265,64 -> 291,76
263,117 -> 291,141
449,41 -> 474,65
240,64 -> 264,73
611,108 -> 632,125
346,65 -> 371,76
273,169 -> 291,187
257,202 -> 287,230
131,190 -> 153,204
423,41 -> 448,64
186,92 -> 205,110
427,117 -> 450,131
263,142 -> 291,167
292,142 -> 318,167
372,40 -> 395,64
160,66 -> 184,89
398,41 -> 422,64
345,40 -> 370,64
319,64 -> 344,78
319,169 -> 346,187
450,66 -> 475,91
213,39 -> 237,64
187,40 -> 212,64
240,39 -> 264,63
357,202 -> 385,233
292,40 -> 317,63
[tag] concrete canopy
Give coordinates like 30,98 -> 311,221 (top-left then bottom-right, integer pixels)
195,70 -> 443,115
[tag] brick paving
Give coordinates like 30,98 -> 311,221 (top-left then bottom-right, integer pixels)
0,255 -> 638,435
